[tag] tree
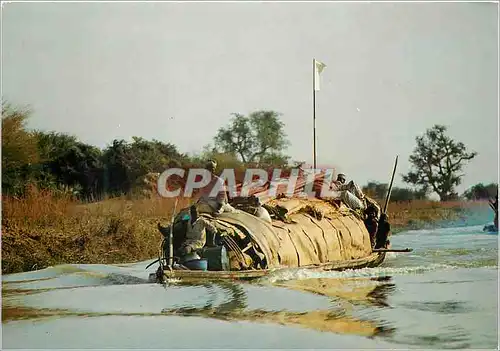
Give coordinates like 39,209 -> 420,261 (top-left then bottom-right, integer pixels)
362,181 -> 428,202
390,187 -> 427,201
362,182 -> 388,200
214,110 -> 290,164
403,125 -> 477,201
1,103 -> 40,195
101,137 -> 187,195
33,131 -> 105,199
258,152 -> 290,167
463,183 -> 498,200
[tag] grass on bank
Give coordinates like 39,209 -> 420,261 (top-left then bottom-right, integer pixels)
1,187 -> 490,274
385,199 -> 490,232
1,186 -> 191,274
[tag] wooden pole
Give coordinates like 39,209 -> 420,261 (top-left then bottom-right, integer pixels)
383,155 -> 399,214
313,58 -> 317,169
373,248 -> 413,253
167,198 -> 179,269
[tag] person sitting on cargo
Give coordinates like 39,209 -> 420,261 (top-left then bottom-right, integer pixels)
196,159 -> 237,215
374,213 -> 391,249
330,173 -> 366,210
254,197 -> 272,223
178,204 -> 219,257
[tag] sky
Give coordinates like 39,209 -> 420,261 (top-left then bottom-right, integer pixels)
2,2 -> 498,194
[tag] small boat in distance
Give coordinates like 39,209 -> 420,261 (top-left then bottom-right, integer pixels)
483,196 -> 498,234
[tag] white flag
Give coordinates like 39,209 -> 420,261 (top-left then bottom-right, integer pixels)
314,59 -> 326,91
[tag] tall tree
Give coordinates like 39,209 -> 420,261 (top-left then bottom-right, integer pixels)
31,131 -> 105,198
214,110 -> 289,164
403,125 -> 477,201
1,103 -> 40,195
101,137 -> 187,195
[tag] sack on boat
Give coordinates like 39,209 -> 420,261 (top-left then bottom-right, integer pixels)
340,191 -> 365,210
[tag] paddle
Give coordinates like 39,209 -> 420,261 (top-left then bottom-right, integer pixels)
372,248 -> 413,253
166,198 -> 179,271
382,155 -> 398,215
373,155 -> 413,253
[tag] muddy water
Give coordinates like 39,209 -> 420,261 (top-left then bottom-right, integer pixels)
2,225 -> 498,349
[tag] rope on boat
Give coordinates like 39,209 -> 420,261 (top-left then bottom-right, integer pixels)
145,237 -> 167,270
223,236 -> 242,259
158,237 -> 165,271
223,235 -> 245,263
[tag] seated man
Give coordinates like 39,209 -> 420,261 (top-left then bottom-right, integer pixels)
196,159 -> 238,215
330,173 -> 366,210
178,205 -> 219,259
364,204 -> 379,248
228,195 -> 271,223
374,213 -> 391,249
254,197 -> 272,223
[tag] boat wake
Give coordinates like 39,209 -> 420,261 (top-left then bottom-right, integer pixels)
2,261 -> 155,291
262,263 -> 461,283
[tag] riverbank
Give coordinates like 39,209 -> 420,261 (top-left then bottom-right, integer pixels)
387,200 -> 492,233
1,189 -> 190,275
1,190 -> 492,274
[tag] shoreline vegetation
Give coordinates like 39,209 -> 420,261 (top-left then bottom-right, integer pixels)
1,188 -> 492,275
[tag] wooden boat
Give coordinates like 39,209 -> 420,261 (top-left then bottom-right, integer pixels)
155,251 -> 386,282
483,196 -> 498,234
483,224 -> 498,234
151,194 -> 394,283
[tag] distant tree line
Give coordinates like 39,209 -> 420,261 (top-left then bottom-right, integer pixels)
1,103 -> 292,200
362,181 -> 497,202
362,182 -> 429,202
2,102 -> 493,202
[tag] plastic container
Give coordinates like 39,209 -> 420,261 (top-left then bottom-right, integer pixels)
201,246 -> 230,271
183,259 -> 208,271
182,252 -> 201,262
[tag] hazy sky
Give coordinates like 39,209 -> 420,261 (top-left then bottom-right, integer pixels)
2,2 -> 498,194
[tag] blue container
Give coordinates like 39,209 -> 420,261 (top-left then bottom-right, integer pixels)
201,246 -> 229,271
183,259 -> 208,271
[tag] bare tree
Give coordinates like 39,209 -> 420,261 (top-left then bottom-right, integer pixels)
403,125 -> 477,201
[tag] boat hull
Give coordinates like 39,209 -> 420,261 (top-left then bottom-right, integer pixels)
483,224 -> 498,234
153,252 -> 386,282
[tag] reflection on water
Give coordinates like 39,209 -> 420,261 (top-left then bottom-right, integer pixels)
2,278 -> 395,338
1,225 -> 498,349
367,276 -> 397,308
271,275 -> 396,310
158,280 -> 396,338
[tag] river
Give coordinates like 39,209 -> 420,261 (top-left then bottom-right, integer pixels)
2,224 -> 498,349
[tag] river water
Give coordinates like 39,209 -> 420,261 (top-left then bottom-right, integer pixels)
2,225 -> 498,349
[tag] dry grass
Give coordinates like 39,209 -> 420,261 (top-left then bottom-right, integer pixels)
385,199 -> 488,231
1,186 -> 191,274
1,188 -> 488,274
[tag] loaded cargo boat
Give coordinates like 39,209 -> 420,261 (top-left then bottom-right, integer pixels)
149,169 -> 402,283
